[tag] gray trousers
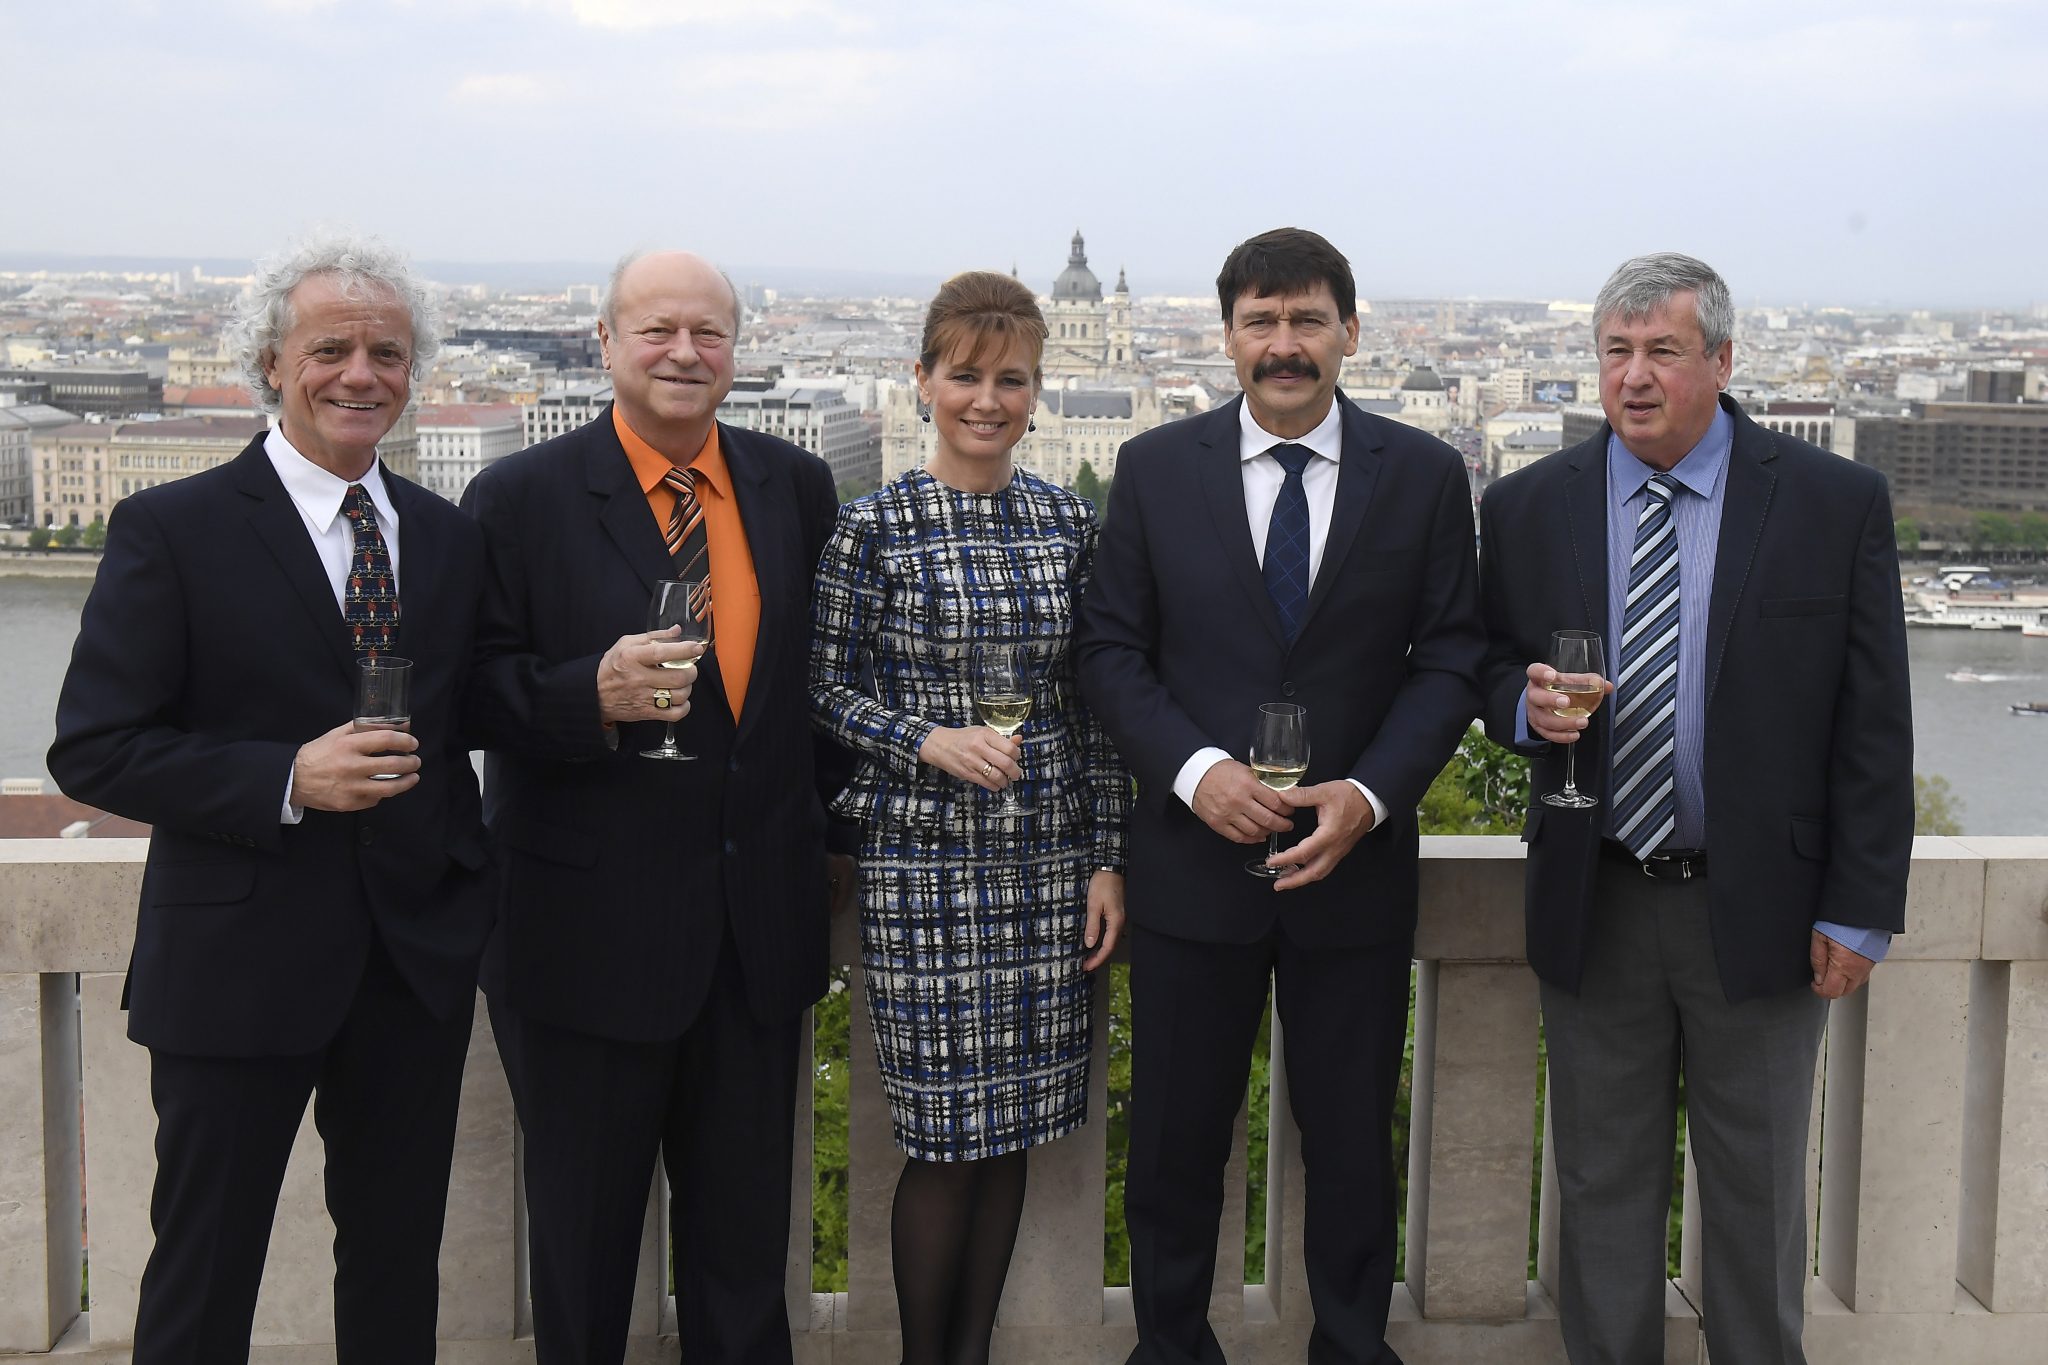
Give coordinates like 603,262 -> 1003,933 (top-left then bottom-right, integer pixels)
1541,859 -> 1827,1365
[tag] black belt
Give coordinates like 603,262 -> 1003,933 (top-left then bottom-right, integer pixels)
1601,839 -> 1708,881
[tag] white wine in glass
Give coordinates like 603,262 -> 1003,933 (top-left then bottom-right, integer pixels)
1246,702 -> 1308,877
642,577 -> 711,761
1540,629 -> 1606,809
970,642 -> 1035,814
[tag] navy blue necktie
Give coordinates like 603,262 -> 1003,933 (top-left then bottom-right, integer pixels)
1262,443 -> 1313,643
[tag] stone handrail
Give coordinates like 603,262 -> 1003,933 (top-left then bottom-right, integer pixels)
2,836 -> 2043,1363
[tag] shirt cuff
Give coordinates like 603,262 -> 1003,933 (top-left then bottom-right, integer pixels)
281,768 -> 304,825
1814,921 -> 1891,963
1173,747 -> 1232,809
1347,779 -> 1389,830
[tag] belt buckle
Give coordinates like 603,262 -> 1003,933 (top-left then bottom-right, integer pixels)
1641,853 -> 1697,881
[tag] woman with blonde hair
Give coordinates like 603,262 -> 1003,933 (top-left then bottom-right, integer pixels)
810,270 -> 1129,1365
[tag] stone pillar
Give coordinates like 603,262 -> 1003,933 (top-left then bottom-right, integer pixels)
1818,962 -> 1971,1312
844,962 -> 898,1332
77,970 -> 152,1345
999,981 -> 1109,1327
1960,836 -> 2048,1313
0,972 -> 82,1353
1262,998 -> 1305,1324
789,1005 -> 817,1330
1404,960 -> 1540,1320
436,994 -> 518,1346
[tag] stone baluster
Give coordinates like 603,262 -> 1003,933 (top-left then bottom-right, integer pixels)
0,972 -> 81,1353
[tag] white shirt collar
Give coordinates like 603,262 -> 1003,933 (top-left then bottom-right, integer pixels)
264,424 -> 397,531
1237,395 -> 1344,466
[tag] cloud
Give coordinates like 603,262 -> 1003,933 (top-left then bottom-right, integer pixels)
449,71 -> 565,103
525,0 -> 864,30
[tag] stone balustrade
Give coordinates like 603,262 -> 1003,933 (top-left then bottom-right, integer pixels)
3,836 -> 2044,1363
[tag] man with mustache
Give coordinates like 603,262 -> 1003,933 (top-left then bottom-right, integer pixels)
1078,227 -> 1483,1365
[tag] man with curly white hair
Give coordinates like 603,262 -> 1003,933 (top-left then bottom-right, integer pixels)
50,231 -> 493,1365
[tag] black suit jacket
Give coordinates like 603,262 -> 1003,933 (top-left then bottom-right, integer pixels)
1076,395 -> 1484,947
1478,395 -> 1913,1002
460,409 -> 842,1041
49,437 -> 493,1056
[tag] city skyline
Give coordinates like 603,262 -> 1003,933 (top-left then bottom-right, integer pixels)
3,1 -> 2043,309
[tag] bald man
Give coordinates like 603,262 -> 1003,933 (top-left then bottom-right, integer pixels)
463,251 -> 853,1365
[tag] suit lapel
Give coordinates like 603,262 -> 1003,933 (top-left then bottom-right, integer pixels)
1704,399 -> 1776,713
586,408 -> 675,596
1197,400 -> 1286,649
1561,433 -> 1608,635
231,440 -> 356,676
1301,395 -> 1381,630
722,424 -> 777,743
384,472 -> 440,662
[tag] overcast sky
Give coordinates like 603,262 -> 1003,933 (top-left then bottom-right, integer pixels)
2,0 -> 2042,307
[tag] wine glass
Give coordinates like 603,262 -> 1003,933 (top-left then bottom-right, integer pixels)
1540,629 -> 1606,809
1246,702 -> 1308,878
970,642 -> 1034,815
641,577 -> 712,761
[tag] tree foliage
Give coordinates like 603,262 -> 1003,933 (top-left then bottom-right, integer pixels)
1914,773 -> 1964,836
82,518 -> 107,552
27,526 -> 50,550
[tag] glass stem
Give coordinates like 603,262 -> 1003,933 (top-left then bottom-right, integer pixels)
1267,830 -> 1280,866
1563,744 -> 1578,796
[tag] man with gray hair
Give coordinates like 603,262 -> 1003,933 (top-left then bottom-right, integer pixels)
1476,253 -> 1911,1362
462,248 -> 851,1364
49,233 -> 493,1364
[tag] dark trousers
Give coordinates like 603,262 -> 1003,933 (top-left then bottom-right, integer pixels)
1125,921 -> 1411,1365
1542,861 -> 1827,1365
493,934 -> 803,1365
132,937 -> 474,1365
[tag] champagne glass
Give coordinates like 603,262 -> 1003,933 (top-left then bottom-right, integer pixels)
1540,629 -> 1606,809
1246,702 -> 1308,877
354,656 -> 413,781
641,577 -> 712,761
970,642 -> 1035,815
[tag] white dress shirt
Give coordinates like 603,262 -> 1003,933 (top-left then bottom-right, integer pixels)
266,425 -> 401,821
1170,400 -> 1388,828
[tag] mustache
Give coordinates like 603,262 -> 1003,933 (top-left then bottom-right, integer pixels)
1253,357 -> 1320,381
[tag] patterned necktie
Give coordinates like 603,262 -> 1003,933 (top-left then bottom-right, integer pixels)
1610,472 -> 1680,857
662,465 -> 712,622
341,483 -> 399,657
1262,443 -> 1313,643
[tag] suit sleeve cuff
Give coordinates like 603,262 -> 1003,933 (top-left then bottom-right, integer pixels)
1347,779 -> 1389,831
1815,921 -> 1892,963
1173,748 -> 1231,809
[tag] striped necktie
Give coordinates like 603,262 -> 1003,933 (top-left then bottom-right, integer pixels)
1262,443 -> 1313,643
341,483 -> 399,656
662,465 -> 712,622
1610,472 -> 1680,858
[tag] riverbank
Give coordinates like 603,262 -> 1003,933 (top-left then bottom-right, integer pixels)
0,552 -> 100,578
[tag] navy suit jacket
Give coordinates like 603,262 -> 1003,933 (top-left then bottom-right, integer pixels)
49,437 -> 493,1056
461,409 -> 843,1040
1478,395 -> 1913,1002
1076,394 -> 1484,947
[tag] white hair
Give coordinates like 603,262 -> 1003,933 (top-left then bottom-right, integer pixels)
598,247 -> 744,340
227,231 -> 441,414
1593,252 -> 1734,354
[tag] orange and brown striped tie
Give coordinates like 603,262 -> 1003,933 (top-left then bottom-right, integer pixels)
662,465 -> 712,622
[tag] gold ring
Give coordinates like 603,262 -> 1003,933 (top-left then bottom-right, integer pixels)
653,688 -> 672,710
980,761 -> 994,778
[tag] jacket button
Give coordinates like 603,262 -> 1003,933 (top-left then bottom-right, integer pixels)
1281,681 -> 1298,697
359,828 -> 374,847
728,758 -> 740,774
724,839 -> 738,855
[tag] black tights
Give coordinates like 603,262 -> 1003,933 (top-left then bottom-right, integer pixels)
891,1149 -> 1029,1365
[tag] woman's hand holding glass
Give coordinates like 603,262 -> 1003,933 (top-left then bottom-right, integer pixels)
917,725 -> 1023,791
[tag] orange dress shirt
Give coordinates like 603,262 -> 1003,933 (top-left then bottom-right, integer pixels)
613,408 -> 760,717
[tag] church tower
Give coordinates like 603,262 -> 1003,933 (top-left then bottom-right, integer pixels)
1108,266 -> 1133,368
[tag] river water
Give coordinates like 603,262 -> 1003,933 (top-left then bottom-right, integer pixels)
2,574 -> 2043,833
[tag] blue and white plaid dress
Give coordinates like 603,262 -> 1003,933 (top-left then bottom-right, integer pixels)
810,467 -> 1129,1161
